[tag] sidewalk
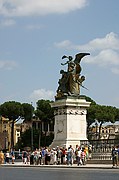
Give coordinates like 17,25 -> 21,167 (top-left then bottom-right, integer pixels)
1,162 -> 118,169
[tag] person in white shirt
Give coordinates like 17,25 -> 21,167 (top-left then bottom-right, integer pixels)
77,147 -> 82,166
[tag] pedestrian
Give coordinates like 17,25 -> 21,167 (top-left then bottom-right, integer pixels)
75,145 -> 79,164
56,146 -> 61,165
52,148 -> 57,165
5,151 -> 10,164
50,150 -> 54,165
84,146 -> 89,161
61,147 -> 66,164
41,147 -> 46,165
0,151 -> 4,164
34,148 -> 39,165
81,148 -> 86,165
38,149 -> 42,165
117,145 -> 119,165
11,149 -> 15,164
76,147 -> 82,166
67,145 -> 74,166
112,146 -> 118,168
22,150 -> 28,164
30,152 -> 34,165
88,145 -> 92,160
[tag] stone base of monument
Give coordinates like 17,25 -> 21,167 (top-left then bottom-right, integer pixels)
50,96 -> 90,149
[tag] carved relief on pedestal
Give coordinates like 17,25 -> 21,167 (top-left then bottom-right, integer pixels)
56,119 -> 64,134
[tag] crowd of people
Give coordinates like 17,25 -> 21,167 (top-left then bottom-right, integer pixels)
21,144 -> 91,166
1,144 -> 119,167
0,144 -> 91,165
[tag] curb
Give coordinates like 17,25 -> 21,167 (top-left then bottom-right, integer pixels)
1,164 -> 117,169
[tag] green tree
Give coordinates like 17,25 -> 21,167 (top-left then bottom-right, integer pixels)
95,105 -> 117,139
15,128 -> 54,150
22,103 -> 34,122
15,129 -> 31,150
83,95 -> 119,141
35,99 -> 54,120
0,101 -> 24,148
35,99 -> 54,146
80,95 -> 96,105
87,105 -> 97,140
87,104 -> 118,140
80,95 -> 97,139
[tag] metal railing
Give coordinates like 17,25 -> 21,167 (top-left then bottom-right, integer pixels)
88,139 -> 119,160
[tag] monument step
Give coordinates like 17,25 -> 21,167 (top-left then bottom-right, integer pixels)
87,159 -> 112,164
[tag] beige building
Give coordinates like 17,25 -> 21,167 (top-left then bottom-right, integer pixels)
0,115 -> 54,151
0,116 -> 11,150
0,116 -> 24,150
89,121 -> 119,140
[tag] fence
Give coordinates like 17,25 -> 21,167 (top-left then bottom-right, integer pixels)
88,139 -> 119,160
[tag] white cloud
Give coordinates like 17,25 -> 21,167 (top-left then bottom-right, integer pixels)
81,32 -> 119,51
54,40 -> 75,49
111,68 -> 119,75
0,0 -> 88,17
26,24 -> 44,30
0,60 -> 17,70
30,88 -> 55,101
55,32 -> 119,51
85,49 -> 119,66
0,18 -> 16,27
55,32 -> 119,74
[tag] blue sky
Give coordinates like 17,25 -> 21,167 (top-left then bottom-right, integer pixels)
0,0 -> 119,108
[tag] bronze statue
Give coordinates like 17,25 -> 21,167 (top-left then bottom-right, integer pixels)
56,53 -> 90,99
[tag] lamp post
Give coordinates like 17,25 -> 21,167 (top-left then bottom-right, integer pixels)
4,137 -> 7,150
95,121 -> 98,140
31,121 -> 34,151
31,102 -> 34,151
95,120 -> 98,149
38,120 -> 41,149
35,118 -> 41,149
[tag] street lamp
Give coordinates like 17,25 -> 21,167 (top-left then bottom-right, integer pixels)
35,118 -> 42,149
31,102 -> 34,151
31,121 -> 34,151
38,120 -> 42,149
95,121 -> 98,140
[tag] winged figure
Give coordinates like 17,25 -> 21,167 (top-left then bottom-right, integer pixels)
74,53 -> 90,64
56,52 -> 90,99
74,53 -> 90,75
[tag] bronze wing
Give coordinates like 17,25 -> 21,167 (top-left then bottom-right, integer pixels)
74,53 -> 90,64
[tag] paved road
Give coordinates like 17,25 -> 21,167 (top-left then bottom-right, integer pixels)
0,166 -> 119,180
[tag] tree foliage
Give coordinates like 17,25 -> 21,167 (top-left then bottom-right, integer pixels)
87,103 -> 119,140
80,95 -> 96,105
0,101 -> 24,148
15,128 -> 54,150
0,101 -> 24,120
35,99 -> 54,121
22,103 -> 34,122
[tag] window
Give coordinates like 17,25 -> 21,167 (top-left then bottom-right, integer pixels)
17,133 -> 20,137
102,129 -> 104,133
4,124 -> 6,129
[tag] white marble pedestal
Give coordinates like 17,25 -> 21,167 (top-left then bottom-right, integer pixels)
50,97 -> 91,149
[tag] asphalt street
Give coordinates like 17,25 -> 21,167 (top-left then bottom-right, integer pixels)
0,167 -> 119,180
